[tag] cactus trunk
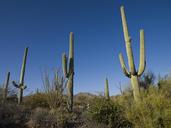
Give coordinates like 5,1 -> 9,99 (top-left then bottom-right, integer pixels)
13,47 -> 28,104
62,32 -> 74,111
3,72 -> 10,102
105,78 -> 110,100
131,76 -> 140,101
67,74 -> 73,111
119,6 -> 146,102
18,89 -> 23,104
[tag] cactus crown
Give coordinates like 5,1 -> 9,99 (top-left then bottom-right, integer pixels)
62,32 -> 74,78
119,6 -> 146,77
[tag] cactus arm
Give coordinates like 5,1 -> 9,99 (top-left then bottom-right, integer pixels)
19,47 -> 28,84
120,6 -> 136,75
21,85 -> 27,90
138,29 -> 146,76
119,53 -> 131,78
12,81 -> 19,88
62,53 -> 68,77
69,32 -> 74,75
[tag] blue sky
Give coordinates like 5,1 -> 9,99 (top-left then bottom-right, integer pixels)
0,0 -> 171,95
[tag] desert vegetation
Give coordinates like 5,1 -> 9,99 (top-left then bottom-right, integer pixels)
0,5 -> 171,128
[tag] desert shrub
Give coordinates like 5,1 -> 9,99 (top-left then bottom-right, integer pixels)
27,108 -> 58,128
74,93 -> 94,111
28,107 -> 78,128
0,103 -> 31,128
87,97 -> 132,128
83,120 -> 108,128
117,84 -> 171,128
42,69 -> 67,109
139,71 -> 155,89
0,87 -> 3,102
24,92 -> 49,109
0,85 -> 17,104
158,75 -> 171,98
74,95 -> 88,110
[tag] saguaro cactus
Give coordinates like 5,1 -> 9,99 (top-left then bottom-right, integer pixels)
13,47 -> 28,104
105,78 -> 110,100
3,72 -> 10,102
62,32 -> 74,111
119,6 -> 146,102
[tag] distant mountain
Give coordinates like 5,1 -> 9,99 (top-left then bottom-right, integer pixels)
74,92 -> 96,97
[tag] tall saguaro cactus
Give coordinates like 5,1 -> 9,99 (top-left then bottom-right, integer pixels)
105,78 -> 110,100
119,6 -> 146,102
3,72 -> 10,102
13,47 -> 28,104
62,32 -> 74,111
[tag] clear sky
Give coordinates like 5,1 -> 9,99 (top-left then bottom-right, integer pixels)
0,0 -> 171,95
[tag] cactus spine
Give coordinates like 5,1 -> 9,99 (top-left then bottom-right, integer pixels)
13,47 -> 28,104
62,32 -> 74,111
119,6 -> 146,102
105,78 -> 110,100
3,72 -> 10,102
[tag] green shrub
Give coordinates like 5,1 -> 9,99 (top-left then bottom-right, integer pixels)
42,70 -> 67,109
117,85 -> 171,128
74,93 -> 94,111
24,93 -> 49,109
139,71 -> 155,89
87,97 -> 132,128
28,107 -> 77,128
0,86 -> 17,104
0,103 -> 30,128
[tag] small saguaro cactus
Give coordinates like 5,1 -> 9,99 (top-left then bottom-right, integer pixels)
105,78 -> 110,100
3,72 -> 10,102
13,47 -> 28,104
62,32 -> 74,111
119,6 -> 146,102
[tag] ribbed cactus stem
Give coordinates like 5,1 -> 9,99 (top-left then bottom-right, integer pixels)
131,76 -> 140,101
138,29 -> 146,76
62,32 -> 74,111
18,88 -> 23,104
119,6 -> 146,102
105,78 -> 110,100
36,88 -> 39,94
121,6 -> 136,75
119,53 -> 131,78
20,47 -> 28,84
3,72 -> 10,102
67,74 -> 73,111
120,6 -> 130,42
69,32 -> 74,75
69,32 -> 74,59
13,47 -> 28,104
62,53 -> 68,77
